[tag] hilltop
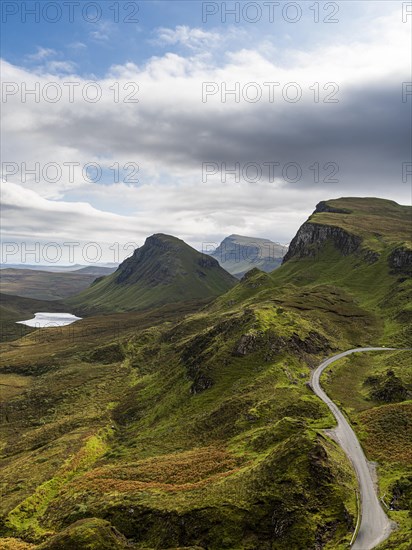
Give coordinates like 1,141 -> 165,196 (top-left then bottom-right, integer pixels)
68,234 -> 236,314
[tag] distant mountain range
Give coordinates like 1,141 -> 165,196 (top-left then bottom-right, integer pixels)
0,263 -> 118,274
208,234 -> 288,278
1,235 -> 289,280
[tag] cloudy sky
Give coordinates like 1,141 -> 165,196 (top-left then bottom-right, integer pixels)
1,0 -> 411,264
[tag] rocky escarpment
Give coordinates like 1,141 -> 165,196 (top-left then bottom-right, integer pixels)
283,222 -> 362,262
388,247 -> 412,275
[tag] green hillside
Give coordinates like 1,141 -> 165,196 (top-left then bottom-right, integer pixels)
0,198 -> 411,549
68,234 -> 237,314
277,197 -> 412,345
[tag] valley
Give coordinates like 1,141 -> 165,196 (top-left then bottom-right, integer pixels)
0,198 -> 411,550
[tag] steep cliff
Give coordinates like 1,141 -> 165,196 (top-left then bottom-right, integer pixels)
388,246 -> 412,275
284,198 -> 411,263
283,222 -> 362,262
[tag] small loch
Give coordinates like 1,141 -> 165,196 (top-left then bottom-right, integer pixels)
16,312 -> 82,328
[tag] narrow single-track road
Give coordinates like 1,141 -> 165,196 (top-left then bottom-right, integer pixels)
312,348 -> 396,549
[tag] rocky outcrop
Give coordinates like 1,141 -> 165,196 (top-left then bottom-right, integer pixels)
283,222 -> 362,263
232,330 -> 330,360
362,249 -> 380,264
388,247 -> 412,275
232,333 -> 260,356
37,518 -> 129,550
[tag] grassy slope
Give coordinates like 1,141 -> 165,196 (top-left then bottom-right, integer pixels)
0,289 -> 358,550
0,198 -> 410,549
68,235 -> 236,314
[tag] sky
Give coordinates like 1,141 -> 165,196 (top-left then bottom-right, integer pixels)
1,0 -> 411,264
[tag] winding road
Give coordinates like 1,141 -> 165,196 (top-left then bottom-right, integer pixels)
311,348 -> 396,550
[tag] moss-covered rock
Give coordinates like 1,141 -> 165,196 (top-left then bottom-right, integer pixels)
36,518 -> 129,549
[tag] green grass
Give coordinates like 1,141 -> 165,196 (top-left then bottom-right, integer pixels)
1,198 -> 411,549
0,293 -> 358,548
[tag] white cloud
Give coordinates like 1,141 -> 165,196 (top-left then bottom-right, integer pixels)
0,179 -> 322,263
154,25 -> 222,50
26,47 -> 56,61
1,6 -> 410,257
24,46 -> 77,75
43,60 -> 77,74
68,42 -> 87,50
90,20 -> 114,41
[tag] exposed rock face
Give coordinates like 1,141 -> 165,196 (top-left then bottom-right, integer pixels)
232,333 -> 259,356
388,247 -> 412,275
362,249 -> 380,264
315,201 -> 351,214
232,330 -> 330,360
283,222 -> 362,262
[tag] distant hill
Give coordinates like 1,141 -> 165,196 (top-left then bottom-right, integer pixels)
0,263 -> 118,273
68,234 -> 237,313
0,268 -> 98,301
0,263 -> 84,272
209,234 -> 288,278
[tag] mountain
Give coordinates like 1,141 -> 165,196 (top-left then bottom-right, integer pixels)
284,197 -> 411,264
1,198 -> 411,550
276,197 -> 412,344
209,234 -> 287,278
68,234 -> 237,313
0,269 -> 99,301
